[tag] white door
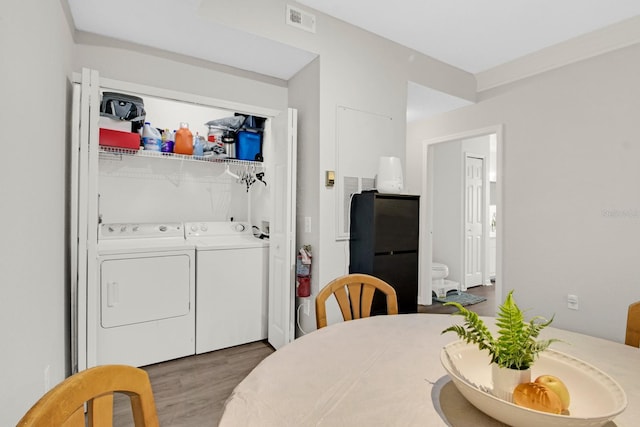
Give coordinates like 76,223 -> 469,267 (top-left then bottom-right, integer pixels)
73,68 -> 101,373
70,82 -> 81,373
464,155 -> 484,288
268,108 -> 297,349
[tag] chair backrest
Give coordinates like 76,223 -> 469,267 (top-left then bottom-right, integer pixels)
625,301 -> 640,347
315,273 -> 398,329
17,364 -> 159,427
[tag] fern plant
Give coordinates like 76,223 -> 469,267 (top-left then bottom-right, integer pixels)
442,290 -> 558,370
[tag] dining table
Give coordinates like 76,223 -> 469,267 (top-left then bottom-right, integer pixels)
218,313 -> 640,426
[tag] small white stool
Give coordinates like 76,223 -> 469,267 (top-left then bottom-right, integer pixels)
433,279 -> 461,299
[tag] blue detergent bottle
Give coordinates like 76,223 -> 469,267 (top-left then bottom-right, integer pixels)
193,132 -> 204,157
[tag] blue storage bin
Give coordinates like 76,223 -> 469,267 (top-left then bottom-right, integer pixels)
236,130 -> 263,161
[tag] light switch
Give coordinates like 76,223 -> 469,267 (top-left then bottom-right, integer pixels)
325,170 -> 335,187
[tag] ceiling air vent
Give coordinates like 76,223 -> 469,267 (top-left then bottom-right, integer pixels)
286,5 -> 316,33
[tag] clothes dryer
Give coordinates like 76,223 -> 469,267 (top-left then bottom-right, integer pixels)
94,222 -> 195,367
185,221 -> 269,354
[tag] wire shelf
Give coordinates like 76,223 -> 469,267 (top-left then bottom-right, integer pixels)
98,146 -> 263,167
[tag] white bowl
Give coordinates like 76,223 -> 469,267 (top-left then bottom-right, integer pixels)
440,341 -> 627,427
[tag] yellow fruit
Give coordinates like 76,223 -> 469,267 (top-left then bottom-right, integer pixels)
535,375 -> 570,410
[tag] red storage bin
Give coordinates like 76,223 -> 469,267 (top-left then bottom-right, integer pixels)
99,128 -> 140,150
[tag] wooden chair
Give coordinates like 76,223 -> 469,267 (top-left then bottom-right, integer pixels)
17,364 -> 159,427
315,273 -> 398,329
625,301 -> 640,347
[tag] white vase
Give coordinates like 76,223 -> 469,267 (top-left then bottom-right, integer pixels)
377,156 -> 403,194
491,363 -> 531,402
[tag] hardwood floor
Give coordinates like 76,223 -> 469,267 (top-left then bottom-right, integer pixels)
418,283 -> 496,316
113,284 -> 495,426
113,341 -> 275,426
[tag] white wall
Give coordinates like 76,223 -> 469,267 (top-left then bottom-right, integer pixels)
407,43 -> 640,343
97,96 -> 260,224
97,157 -> 251,224
0,0 -> 74,424
432,140 -> 463,281
288,58 -> 321,335
73,37 -> 288,113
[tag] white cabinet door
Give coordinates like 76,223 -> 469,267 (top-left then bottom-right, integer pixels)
70,82 -> 81,373
268,108 -> 297,349
73,68 -> 101,373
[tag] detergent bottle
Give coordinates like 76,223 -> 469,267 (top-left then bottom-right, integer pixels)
142,122 -> 162,151
174,122 -> 193,155
193,132 -> 204,157
161,128 -> 174,153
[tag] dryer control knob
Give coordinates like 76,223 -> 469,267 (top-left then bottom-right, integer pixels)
159,225 -> 167,232
200,224 -> 208,232
190,225 -> 198,232
234,223 -> 246,232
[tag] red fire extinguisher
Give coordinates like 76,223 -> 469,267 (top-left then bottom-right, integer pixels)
296,245 -> 312,297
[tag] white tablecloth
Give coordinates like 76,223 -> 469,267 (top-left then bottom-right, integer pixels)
219,314 -> 640,426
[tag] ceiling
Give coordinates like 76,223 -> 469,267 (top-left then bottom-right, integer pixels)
66,0 -> 640,120
297,0 -> 640,74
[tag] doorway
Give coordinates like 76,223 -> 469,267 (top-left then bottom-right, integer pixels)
419,126 -> 502,308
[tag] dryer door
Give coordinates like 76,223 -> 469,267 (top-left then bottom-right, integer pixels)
100,254 -> 191,328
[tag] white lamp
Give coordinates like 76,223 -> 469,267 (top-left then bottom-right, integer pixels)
377,156 -> 403,194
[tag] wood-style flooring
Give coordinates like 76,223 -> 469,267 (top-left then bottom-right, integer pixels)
113,341 -> 275,426
114,284 -> 495,426
418,283 -> 496,316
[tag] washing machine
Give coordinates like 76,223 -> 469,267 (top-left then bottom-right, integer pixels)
185,221 -> 269,354
95,222 -> 195,367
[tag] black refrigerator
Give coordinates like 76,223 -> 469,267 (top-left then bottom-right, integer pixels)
349,191 -> 420,314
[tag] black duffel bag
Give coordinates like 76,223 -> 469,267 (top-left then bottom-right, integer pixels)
100,92 -> 146,132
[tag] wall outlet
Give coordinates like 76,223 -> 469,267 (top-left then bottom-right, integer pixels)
303,299 -> 310,316
567,294 -> 579,310
304,216 -> 311,233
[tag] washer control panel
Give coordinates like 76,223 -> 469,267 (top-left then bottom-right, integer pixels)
184,221 -> 251,238
99,222 -> 184,239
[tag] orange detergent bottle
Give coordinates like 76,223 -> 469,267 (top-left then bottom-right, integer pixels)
174,122 -> 193,155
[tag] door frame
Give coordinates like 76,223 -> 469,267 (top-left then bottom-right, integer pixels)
420,124 -> 503,309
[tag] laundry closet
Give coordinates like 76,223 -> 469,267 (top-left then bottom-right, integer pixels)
71,69 -> 297,373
